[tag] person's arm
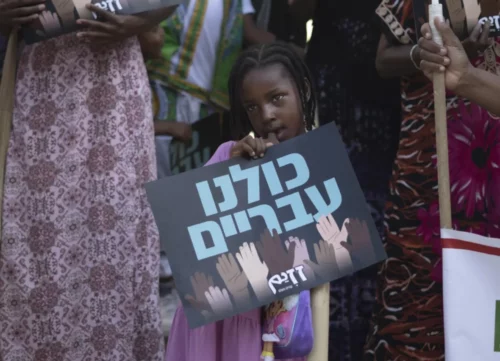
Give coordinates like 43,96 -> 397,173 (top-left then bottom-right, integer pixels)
242,13 -> 276,45
455,67 -> 500,116
375,33 -> 421,78
418,19 -> 500,115
138,25 -> 164,59
154,121 -> 192,142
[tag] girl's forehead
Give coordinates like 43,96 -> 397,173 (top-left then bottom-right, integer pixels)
242,64 -> 294,91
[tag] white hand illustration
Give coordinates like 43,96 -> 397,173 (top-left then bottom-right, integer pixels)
316,214 -> 349,248
236,242 -> 271,301
205,286 -> 233,315
36,11 -> 63,37
285,236 -> 315,281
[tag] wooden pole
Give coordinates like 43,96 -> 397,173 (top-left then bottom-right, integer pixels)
308,283 -> 330,361
0,29 -> 18,245
429,0 -> 453,229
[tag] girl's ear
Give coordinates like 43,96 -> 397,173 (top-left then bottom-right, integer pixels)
304,78 -> 311,101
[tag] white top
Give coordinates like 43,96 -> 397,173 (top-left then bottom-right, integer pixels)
171,0 -> 255,91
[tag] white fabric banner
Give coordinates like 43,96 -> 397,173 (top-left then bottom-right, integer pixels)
442,229 -> 500,360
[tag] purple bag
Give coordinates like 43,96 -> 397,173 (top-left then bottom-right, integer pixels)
262,291 -> 314,359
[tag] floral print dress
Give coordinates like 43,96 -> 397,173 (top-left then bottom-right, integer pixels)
0,34 -> 164,361
363,0 -> 500,359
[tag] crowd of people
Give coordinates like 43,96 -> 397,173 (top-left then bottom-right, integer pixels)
0,0 -> 499,360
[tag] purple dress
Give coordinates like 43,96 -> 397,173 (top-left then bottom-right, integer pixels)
165,141 -> 307,361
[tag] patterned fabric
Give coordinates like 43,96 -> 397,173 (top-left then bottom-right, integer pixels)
0,33 -> 164,361
147,0 -> 244,110
363,0 -> 500,359
306,1 -> 401,360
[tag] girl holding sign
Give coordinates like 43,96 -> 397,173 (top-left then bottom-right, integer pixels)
364,0 -> 500,359
165,42 -> 317,361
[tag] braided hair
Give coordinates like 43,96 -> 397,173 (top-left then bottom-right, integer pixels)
228,42 -> 316,139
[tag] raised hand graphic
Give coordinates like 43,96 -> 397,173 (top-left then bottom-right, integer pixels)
205,286 -> 234,316
304,240 -> 341,280
36,10 -> 62,37
285,236 -> 315,281
316,214 -> 349,248
216,253 -> 250,304
236,242 -> 271,302
256,229 -> 295,276
184,272 -> 214,317
342,218 -> 376,267
316,214 -> 353,273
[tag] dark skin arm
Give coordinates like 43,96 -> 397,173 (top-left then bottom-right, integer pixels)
138,25 -> 164,59
242,14 -> 276,45
77,5 -> 177,44
419,19 -> 500,116
375,33 -> 421,79
154,121 -> 192,142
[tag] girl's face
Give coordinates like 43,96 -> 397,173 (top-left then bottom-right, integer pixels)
240,63 -> 307,142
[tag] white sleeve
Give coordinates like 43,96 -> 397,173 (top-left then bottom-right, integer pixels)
242,0 -> 255,15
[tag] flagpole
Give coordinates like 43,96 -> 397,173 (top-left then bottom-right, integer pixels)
429,0 -> 453,229
308,283 -> 330,361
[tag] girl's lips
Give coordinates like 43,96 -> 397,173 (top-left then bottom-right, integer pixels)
276,127 -> 287,141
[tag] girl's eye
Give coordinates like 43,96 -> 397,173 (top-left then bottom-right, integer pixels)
246,105 -> 257,112
272,95 -> 285,102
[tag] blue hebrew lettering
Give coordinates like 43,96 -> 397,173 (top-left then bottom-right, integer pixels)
229,164 -> 260,204
247,204 -> 282,234
305,177 -> 342,221
187,221 -> 228,260
220,215 -> 238,237
277,153 -> 310,190
275,192 -> 314,232
234,210 -> 252,233
196,181 -> 218,217
213,175 -> 238,213
261,161 -> 284,196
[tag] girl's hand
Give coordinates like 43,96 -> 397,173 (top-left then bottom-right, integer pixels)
0,0 -> 45,27
230,135 -> 273,159
418,19 -> 472,92
76,4 -> 150,45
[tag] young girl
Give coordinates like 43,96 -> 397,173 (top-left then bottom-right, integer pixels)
165,42 -> 317,361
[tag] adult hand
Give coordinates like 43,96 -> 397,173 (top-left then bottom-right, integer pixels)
342,218 -> 376,267
304,240 -> 340,280
285,236 -> 314,281
184,272 -> 214,316
230,134 -> 274,159
76,4 -> 150,45
205,286 -> 233,315
256,229 -> 295,276
171,122 -> 192,142
0,0 -> 45,27
418,19 -> 474,91
316,214 -> 349,248
236,242 -> 270,301
216,253 -> 250,304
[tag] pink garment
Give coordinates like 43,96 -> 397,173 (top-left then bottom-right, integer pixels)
0,34 -> 164,360
165,141 -> 307,361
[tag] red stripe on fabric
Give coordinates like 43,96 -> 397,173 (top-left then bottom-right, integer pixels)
442,238 -> 500,256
